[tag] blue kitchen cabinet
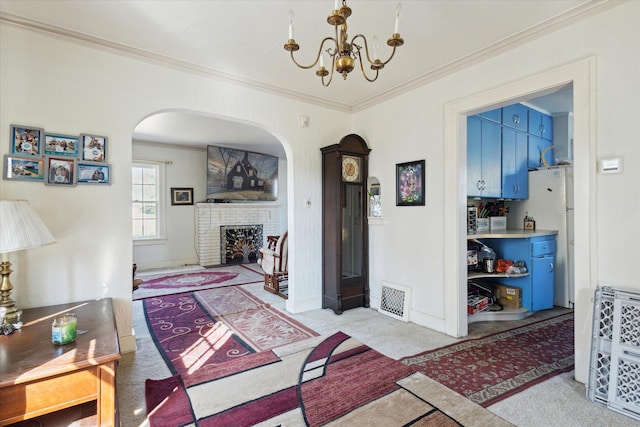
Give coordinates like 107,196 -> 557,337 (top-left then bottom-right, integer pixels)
481,234 -> 556,312
479,107 -> 502,123
528,135 -> 555,170
502,104 -> 528,132
528,108 -> 554,169
501,127 -> 529,199
467,116 -> 502,198
529,109 -> 553,140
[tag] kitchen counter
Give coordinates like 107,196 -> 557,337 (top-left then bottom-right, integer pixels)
468,229 -> 557,239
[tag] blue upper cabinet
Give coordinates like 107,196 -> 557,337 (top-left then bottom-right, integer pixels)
528,135 -> 555,169
478,107 -> 501,123
502,104 -> 528,132
528,108 -> 553,140
467,116 -> 502,198
502,127 -> 528,199
528,108 -> 555,169
468,103 -> 554,198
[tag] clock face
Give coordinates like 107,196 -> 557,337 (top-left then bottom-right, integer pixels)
342,156 -> 360,182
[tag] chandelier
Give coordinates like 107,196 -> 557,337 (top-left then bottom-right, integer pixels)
284,1 -> 404,86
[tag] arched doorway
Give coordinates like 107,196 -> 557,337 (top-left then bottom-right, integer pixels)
131,110 -> 289,276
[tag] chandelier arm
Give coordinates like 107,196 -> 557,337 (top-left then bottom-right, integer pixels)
351,33 -> 398,67
354,47 -> 380,83
350,34 -> 374,65
289,37 -> 338,70
321,55 -> 337,86
377,44 -> 399,66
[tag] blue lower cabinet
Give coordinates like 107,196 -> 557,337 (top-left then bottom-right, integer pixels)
531,255 -> 555,311
481,234 -> 556,312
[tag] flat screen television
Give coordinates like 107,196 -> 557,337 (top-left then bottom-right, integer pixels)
206,145 -> 278,201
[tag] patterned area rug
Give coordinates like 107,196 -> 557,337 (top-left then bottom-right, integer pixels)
133,264 -> 264,300
145,332 -> 512,426
143,286 -> 318,386
401,312 -> 574,407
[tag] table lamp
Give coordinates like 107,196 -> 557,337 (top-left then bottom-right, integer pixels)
0,200 -> 56,325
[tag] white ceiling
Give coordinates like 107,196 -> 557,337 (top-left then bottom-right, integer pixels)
1,0 -> 596,157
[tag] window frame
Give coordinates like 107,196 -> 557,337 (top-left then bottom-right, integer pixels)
132,160 -> 167,245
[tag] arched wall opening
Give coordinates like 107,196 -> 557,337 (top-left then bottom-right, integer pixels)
131,109 -> 290,286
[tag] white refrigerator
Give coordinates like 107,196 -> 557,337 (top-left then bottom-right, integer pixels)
508,167 -> 574,308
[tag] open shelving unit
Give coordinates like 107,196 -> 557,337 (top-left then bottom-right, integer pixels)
468,270 -> 533,323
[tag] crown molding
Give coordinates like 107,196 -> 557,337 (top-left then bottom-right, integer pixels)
0,11 -> 353,113
1,1 -> 618,114
352,0 -> 618,112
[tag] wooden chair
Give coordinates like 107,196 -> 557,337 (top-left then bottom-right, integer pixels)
258,231 -> 288,298
133,263 -> 143,291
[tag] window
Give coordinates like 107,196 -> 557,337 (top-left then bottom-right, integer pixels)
132,162 -> 164,240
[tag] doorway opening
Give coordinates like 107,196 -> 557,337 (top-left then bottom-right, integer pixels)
444,57 -> 596,383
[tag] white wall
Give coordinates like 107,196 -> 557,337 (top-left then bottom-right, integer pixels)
355,2 -> 639,383
1,2 -> 637,383
0,22 -> 348,352
132,141 -> 205,270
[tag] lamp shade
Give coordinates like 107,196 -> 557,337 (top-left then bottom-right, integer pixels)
0,200 -> 56,254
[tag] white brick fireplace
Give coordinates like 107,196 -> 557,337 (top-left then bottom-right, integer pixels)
196,203 -> 280,267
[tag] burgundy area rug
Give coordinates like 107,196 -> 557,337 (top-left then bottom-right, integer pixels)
133,264 -> 264,300
401,312 -> 574,407
145,332 -> 507,427
143,286 -> 318,386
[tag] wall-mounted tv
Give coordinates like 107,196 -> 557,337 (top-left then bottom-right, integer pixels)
206,145 -> 278,202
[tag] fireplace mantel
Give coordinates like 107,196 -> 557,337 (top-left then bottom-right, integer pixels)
196,203 -> 281,267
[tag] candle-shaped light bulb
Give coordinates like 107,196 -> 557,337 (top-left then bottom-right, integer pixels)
335,0 -> 339,11
320,52 -> 324,68
394,2 -> 402,34
373,35 -> 379,60
288,10 -> 294,40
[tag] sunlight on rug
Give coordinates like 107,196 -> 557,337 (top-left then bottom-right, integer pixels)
143,286 -> 318,387
402,312 -> 574,407
145,332 -> 512,427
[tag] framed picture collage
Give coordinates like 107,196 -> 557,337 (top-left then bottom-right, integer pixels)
3,124 -> 111,186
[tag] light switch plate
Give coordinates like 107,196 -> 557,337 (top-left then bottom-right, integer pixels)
599,157 -> 623,174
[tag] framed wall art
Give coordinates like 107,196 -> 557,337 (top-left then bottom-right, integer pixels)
45,156 -> 76,186
3,155 -> 45,181
44,133 -> 80,157
10,125 -> 43,156
171,187 -> 194,205
80,134 -> 107,162
396,159 -> 425,206
77,162 -> 110,184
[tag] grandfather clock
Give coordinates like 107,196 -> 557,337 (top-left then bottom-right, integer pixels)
321,134 -> 371,314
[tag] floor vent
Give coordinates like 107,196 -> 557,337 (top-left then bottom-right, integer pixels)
379,281 -> 410,322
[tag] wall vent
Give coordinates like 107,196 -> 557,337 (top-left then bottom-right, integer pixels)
379,281 -> 411,322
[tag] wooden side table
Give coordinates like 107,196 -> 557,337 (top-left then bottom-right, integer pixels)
0,298 -> 121,426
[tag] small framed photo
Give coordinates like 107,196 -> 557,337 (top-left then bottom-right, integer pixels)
396,160 -> 425,206
10,125 -> 43,156
45,156 -> 76,186
3,155 -> 45,181
44,133 -> 79,157
171,187 -> 194,205
77,162 -> 110,184
80,134 -> 107,162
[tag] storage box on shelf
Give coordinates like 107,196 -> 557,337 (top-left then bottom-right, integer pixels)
467,295 -> 490,315
489,216 -> 506,231
493,283 -> 522,309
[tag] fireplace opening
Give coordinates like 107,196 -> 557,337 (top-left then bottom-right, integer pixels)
220,224 -> 263,265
